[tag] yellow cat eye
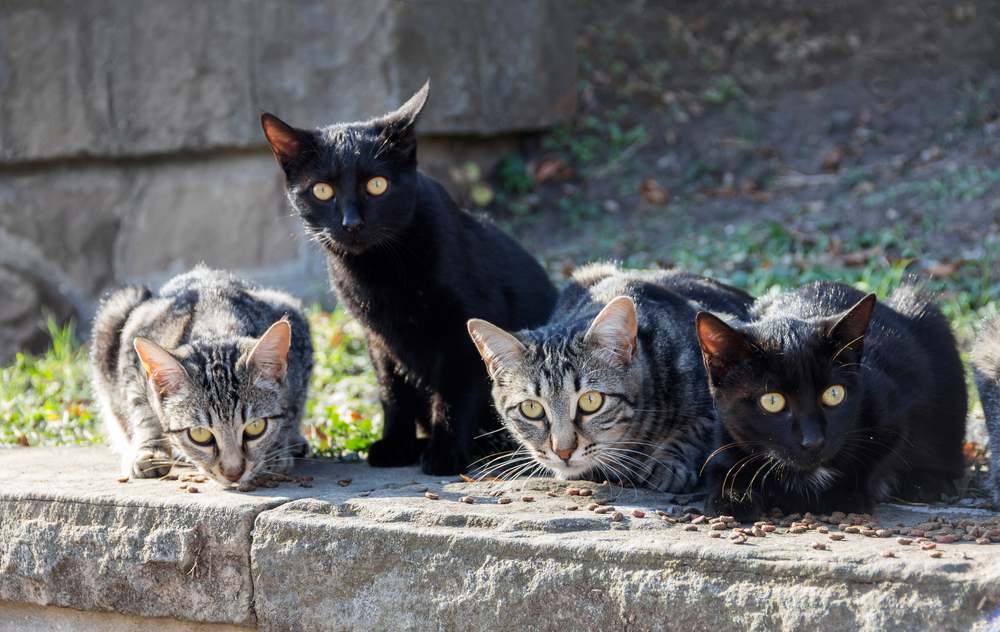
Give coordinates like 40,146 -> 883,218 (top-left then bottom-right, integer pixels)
821,385 -> 846,407
577,391 -> 605,414
519,400 -> 546,420
311,182 -> 334,201
759,392 -> 786,414
244,418 -> 268,439
187,426 -> 215,445
366,176 -> 389,196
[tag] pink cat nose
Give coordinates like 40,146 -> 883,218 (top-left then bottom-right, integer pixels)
221,465 -> 245,482
554,447 -> 574,463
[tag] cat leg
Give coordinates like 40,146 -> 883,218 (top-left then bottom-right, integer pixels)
366,342 -> 430,467
421,379 -> 485,475
705,457 -> 765,521
128,410 -> 173,478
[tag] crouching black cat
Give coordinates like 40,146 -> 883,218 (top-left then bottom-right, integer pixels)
261,82 -> 557,474
696,281 -> 967,520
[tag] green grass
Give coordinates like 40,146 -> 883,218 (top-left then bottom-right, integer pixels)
2,220 -> 996,452
0,309 -> 382,457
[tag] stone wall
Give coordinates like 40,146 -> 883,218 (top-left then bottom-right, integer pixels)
0,0 -> 577,359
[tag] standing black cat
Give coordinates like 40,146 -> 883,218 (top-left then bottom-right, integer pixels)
695,281 -> 967,520
261,82 -> 557,474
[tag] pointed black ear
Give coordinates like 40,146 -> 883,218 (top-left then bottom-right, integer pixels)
261,113 -> 312,172
374,80 -> 429,164
828,293 -> 876,362
696,312 -> 752,386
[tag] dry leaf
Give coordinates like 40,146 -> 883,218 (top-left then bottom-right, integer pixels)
534,158 -> 572,183
640,177 -> 669,204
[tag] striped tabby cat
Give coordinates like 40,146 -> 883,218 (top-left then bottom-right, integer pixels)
90,267 -> 313,486
972,317 -> 1000,505
467,263 -> 753,492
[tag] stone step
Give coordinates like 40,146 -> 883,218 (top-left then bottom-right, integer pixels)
1,447 -> 998,631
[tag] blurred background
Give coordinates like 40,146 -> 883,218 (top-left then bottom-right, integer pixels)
2,1 -> 999,468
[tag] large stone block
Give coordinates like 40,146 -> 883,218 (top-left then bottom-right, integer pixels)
0,0 -> 576,163
0,153 -> 327,311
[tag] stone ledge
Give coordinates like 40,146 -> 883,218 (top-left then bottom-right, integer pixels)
2,447 -> 999,631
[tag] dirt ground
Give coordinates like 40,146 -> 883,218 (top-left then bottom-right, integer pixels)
485,0 -> 999,281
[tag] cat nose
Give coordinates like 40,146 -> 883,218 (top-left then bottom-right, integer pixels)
221,463 -> 245,482
341,207 -> 364,232
801,436 -> 825,453
554,447 -> 574,463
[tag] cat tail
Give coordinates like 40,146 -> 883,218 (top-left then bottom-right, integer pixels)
972,317 -> 1000,504
89,285 -> 152,403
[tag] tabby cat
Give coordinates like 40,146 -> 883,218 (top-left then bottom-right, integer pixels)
261,82 -> 556,475
467,263 -> 753,492
90,267 -> 312,485
696,281 -> 967,520
972,317 -> 1000,504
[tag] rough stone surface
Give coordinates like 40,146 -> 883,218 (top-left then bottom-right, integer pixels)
7,448 -> 997,631
0,600 -> 248,632
0,0 -> 576,163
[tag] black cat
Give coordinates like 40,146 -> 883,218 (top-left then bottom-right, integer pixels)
695,281 -> 967,520
260,83 -> 558,474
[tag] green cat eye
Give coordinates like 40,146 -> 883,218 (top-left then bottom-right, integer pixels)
759,392 -> 786,414
519,400 -> 546,420
577,391 -> 605,414
187,426 -> 215,446
244,418 -> 268,440
312,182 -> 334,201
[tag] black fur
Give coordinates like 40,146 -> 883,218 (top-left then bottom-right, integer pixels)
697,281 -> 967,520
261,83 -> 557,474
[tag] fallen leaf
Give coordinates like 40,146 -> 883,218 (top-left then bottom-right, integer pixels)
640,177 -> 670,204
925,259 -> 965,279
821,146 -> 844,172
534,158 -> 572,183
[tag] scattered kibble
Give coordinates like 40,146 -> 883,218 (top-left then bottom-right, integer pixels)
829,533 -> 845,541
897,538 -> 913,545
337,479 -> 352,487
611,512 -> 625,522
578,488 -> 593,497
186,486 -> 199,494
587,502 -> 600,511
811,542 -> 827,551
546,491 -> 559,497
424,491 -> 440,500
459,496 -> 474,504
566,504 -> 578,511
881,550 -> 895,558
928,551 -> 943,558
976,538 -> 990,545
521,495 -> 535,503
632,509 -> 645,518
498,496 -> 512,505
710,532 -> 722,539
921,543 -> 936,551
116,476 -> 129,483
566,487 -> 581,496
789,526 -> 808,535
683,524 -> 698,532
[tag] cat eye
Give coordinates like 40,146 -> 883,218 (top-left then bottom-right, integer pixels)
519,400 -> 546,420
821,385 -> 846,407
366,176 -> 389,196
312,182 -> 335,201
759,392 -> 786,413
577,391 -> 605,414
244,418 -> 268,440
187,426 -> 215,446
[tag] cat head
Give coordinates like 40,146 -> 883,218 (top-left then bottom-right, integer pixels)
133,318 -> 295,486
260,82 -> 429,256
467,297 -> 642,481
695,294 -> 876,475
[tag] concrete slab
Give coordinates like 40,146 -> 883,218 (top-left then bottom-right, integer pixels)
2,447 -> 999,631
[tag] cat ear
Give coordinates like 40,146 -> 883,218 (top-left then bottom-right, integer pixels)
260,113 -> 311,170
248,318 -> 292,385
133,337 -> 191,398
696,312 -> 751,384
374,80 -> 429,162
827,293 -> 876,361
584,296 -> 638,365
467,318 -> 525,382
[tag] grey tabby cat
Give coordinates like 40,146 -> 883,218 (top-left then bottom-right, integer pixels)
90,266 -> 313,486
467,263 -> 753,492
972,317 -> 1000,504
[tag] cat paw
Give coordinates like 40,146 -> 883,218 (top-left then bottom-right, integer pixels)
367,437 -> 426,468
419,443 -> 469,476
131,448 -> 173,478
707,491 -> 760,522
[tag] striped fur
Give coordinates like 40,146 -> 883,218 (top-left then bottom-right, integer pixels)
469,263 -> 753,493
89,267 -> 312,485
972,317 -> 1000,504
